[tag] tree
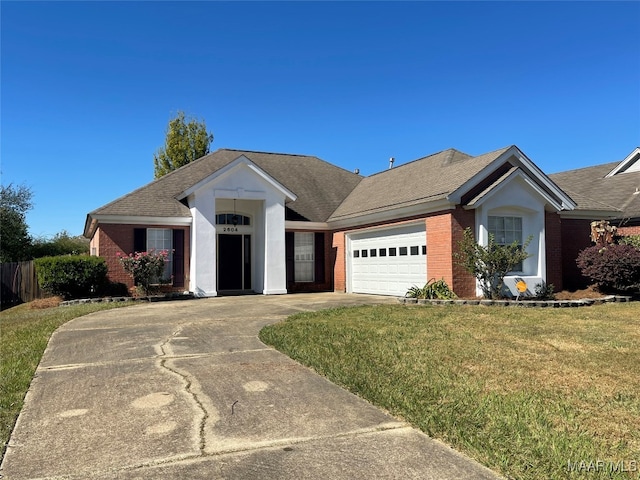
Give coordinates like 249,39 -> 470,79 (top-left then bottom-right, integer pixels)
455,227 -> 532,299
0,183 -> 33,262
153,111 -> 214,178
31,230 -> 90,258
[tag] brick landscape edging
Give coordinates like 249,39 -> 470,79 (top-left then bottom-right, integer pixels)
398,295 -> 633,307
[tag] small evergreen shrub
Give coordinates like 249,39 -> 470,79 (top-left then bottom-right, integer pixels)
534,281 -> 555,300
35,256 -> 108,300
576,244 -> 640,294
406,278 -> 457,299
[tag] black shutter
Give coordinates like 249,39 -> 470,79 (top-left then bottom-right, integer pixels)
173,229 -> 185,288
285,232 -> 294,283
133,228 -> 146,253
315,232 -> 325,284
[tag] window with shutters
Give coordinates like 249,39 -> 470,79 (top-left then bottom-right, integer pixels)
294,232 -> 314,282
147,228 -> 173,281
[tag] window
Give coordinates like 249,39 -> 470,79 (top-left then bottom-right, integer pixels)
147,228 -> 173,281
370,248 -> 377,257
379,248 -> 387,257
410,246 -> 419,255
294,232 -> 314,282
488,216 -> 524,271
399,247 -> 408,256
422,245 -> 427,255
389,247 -> 397,256
362,249 -> 368,257
353,250 -> 360,258
216,214 -> 250,226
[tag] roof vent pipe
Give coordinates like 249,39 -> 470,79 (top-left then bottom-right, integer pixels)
354,168 -> 360,174
389,157 -> 395,169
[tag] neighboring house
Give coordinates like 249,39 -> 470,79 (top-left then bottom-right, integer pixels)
85,145 -> 585,298
550,147 -> 640,289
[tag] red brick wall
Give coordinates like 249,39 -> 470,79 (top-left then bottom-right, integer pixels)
332,231 -> 346,292
450,207 -> 476,298
96,224 -> 190,289
560,218 -> 592,290
618,225 -> 640,236
545,212 -> 563,291
426,207 -> 475,298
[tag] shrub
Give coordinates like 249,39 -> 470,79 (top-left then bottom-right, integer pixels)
35,256 -> 108,300
619,234 -> 640,249
406,278 -> 457,299
576,244 -> 640,294
455,227 -> 532,299
534,281 -> 555,300
117,250 -> 170,296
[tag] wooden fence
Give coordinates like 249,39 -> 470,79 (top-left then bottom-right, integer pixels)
1,261 -> 45,310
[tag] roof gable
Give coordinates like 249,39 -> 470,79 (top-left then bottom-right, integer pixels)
177,155 -> 297,202
606,147 -> 640,177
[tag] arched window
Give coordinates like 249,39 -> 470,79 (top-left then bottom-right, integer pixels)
216,214 -> 251,226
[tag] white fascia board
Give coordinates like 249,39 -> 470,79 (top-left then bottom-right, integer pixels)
449,145 -> 576,211
465,169 -> 566,212
177,155 -> 297,202
605,147 -> 640,177
327,198 -> 455,230
90,214 -> 193,226
285,221 -> 330,231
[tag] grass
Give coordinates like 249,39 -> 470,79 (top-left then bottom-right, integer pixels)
259,303 -> 640,480
0,300 -> 132,457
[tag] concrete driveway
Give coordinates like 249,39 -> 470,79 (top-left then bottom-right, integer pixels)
1,293 -> 500,479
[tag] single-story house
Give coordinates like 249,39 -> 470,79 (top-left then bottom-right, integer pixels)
84,145 -> 639,297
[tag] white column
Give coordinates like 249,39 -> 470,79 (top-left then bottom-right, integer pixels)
262,194 -> 288,294
190,190 -> 217,297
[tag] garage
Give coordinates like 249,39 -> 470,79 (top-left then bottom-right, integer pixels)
348,223 -> 427,296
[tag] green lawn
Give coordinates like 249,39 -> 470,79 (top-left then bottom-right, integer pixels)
259,304 -> 640,480
0,301 -> 132,458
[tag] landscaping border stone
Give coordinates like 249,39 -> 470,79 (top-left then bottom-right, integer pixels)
397,295 -> 633,307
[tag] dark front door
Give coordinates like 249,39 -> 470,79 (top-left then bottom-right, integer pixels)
218,234 -> 251,291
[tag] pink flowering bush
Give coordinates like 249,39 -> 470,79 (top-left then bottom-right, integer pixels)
117,250 -> 170,295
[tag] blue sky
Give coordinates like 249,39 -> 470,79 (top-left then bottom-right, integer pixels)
2,1 -> 639,238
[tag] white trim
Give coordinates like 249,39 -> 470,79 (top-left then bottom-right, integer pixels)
559,210 -> 620,220
90,215 -> 192,226
177,155 -> 297,202
285,221 -> 330,230
605,147 -> 640,177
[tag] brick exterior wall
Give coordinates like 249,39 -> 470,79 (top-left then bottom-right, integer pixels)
545,212 -> 563,291
426,207 -> 475,298
560,218 -> 592,291
332,231 -> 346,292
94,224 -> 190,290
618,225 -> 640,236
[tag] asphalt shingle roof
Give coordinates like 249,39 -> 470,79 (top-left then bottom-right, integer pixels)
549,161 -> 640,218
89,149 -> 363,223
328,147 -> 511,221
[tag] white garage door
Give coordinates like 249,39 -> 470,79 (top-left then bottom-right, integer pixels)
349,223 -> 427,296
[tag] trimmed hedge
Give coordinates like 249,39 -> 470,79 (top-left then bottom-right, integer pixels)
35,256 -> 108,300
576,244 -> 640,294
